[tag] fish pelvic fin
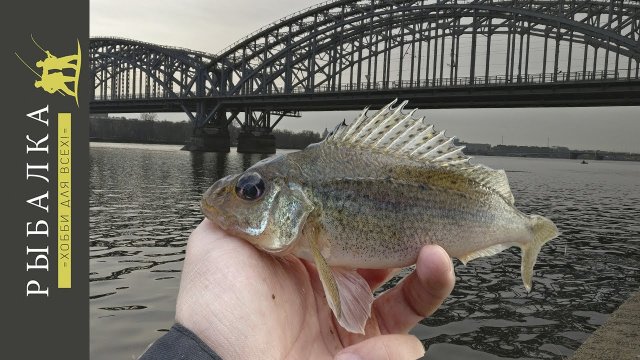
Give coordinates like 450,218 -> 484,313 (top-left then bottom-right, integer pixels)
521,215 -> 559,292
327,267 -> 373,334
308,235 -> 372,334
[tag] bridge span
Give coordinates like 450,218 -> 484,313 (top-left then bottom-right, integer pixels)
90,0 -> 640,152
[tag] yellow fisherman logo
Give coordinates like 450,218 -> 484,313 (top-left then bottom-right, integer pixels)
15,35 -> 82,107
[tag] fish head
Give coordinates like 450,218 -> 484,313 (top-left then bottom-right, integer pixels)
201,155 -> 314,254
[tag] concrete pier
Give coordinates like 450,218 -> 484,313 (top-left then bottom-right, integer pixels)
570,290 -> 640,360
183,128 -> 230,153
236,132 -> 276,154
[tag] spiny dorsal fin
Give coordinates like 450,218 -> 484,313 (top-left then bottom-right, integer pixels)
324,100 -> 515,204
325,100 -> 467,165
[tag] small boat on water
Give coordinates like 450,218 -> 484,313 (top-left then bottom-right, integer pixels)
581,160 -> 588,164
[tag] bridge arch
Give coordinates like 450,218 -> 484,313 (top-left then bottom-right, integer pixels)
90,1 -> 640,152
212,0 -> 640,97
90,37 -> 215,100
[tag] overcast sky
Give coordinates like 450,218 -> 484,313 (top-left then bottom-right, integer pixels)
90,0 -> 640,152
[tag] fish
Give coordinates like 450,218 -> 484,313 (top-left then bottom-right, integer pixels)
201,99 -> 559,334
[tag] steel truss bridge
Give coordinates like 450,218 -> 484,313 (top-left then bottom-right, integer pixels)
90,0 -> 640,152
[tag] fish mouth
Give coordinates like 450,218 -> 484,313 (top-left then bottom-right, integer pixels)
259,241 -> 297,256
200,197 -> 226,228
201,182 -> 233,229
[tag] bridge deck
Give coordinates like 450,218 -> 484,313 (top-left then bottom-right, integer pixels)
90,78 -> 640,113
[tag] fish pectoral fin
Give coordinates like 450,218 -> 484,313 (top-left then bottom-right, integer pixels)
308,237 -> 373,334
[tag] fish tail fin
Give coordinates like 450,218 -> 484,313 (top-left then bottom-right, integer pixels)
521,215 -> 559,292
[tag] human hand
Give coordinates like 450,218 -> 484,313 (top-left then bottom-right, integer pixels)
176,219 -> 455,360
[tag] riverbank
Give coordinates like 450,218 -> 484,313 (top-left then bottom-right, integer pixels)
90,137 -> 186,145
570,290 -> 640,360
90,139 -> 309,151
89,117 -> 321,150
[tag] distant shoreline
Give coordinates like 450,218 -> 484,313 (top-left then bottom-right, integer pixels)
89,138 -> 308,151
90,117 -> 639,161
89,139 -> 640,162
89,117 -> 322,150
90,137 -> 186,146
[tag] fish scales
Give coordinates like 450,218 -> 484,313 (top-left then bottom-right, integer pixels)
289,145 -> 528,269
201,99 -> 559,334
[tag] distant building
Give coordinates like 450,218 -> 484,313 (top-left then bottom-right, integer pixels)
463,143 -> 491,154
490,144 -> 570,158
455,139 -> 491,155
551,146 -> 570,156
449,138 -> 639,162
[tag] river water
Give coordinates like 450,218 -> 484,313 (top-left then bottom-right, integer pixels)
89,142 -> 640,360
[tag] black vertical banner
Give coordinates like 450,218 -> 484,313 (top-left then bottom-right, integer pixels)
4,1 -> 89,359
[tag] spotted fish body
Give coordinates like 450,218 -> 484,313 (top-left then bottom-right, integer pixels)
201,100 -> 559,334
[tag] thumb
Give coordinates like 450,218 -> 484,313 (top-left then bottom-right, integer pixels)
335,334 -> 425,360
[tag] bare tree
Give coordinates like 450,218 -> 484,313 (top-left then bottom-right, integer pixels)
140,113 -> 158,121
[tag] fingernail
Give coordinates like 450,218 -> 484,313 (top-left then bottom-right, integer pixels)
437,246 -> 453,274
425,245 -> 452,274
335,352 -> 362,360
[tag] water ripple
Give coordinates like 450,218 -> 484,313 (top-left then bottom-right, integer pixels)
89,146 -> 640,360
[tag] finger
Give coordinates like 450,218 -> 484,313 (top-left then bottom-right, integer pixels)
187,219 -> 222,251
373,245 -> 455,334
189,218 -> 232,245
188,219 -> 257,258
335,334 -> 424,360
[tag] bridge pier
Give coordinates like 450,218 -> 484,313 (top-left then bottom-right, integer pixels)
183,127 -> 230,153
237,131 -> 276,154
236,110 -> 286,154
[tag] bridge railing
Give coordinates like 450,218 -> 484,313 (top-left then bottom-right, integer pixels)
280,68 -> 636,94
92,93 -> 179,101
92,68 -> 637,100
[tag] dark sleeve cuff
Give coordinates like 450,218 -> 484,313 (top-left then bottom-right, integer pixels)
139,323 -> 222,360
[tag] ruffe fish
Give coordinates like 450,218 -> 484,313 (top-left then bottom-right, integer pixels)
201,100 -> 559,334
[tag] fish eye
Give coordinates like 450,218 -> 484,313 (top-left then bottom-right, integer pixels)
235,172 -> 265,201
